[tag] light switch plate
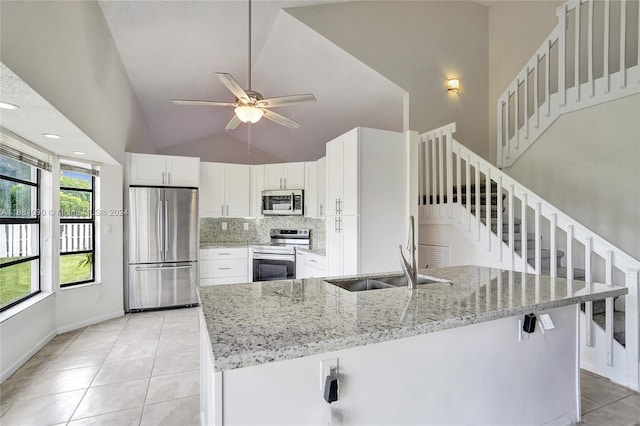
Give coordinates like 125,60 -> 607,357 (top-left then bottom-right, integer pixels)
222,222 -> 227,230
539,314 -> 555,330
244,223 -> 249,231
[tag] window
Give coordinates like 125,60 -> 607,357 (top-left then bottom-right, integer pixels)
59,164 -> 96,287
0,155 -> 41,311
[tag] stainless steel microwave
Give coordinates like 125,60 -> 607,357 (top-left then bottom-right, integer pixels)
262,189 -> 304,215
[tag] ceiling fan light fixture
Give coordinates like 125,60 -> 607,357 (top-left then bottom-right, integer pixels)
235,105 -> 264,124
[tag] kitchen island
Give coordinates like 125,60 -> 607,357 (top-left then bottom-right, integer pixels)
198,265 -> 626,425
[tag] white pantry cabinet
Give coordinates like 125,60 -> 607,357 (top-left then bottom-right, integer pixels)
325,127 -> 408,277
200,162 -> 250,218
264,162 -> 305,190
200,248 -> 249,286
128,153 -> 199,187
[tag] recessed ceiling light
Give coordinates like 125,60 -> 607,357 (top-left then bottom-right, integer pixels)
42,133 -> 62,139
72,151 -> 86,155
0,101 -> 20,110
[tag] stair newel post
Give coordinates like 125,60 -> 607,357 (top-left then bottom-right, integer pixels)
558,4 -> 568,106
605,251 -> 614,366
475,162 -> 481,242
588,0 -> 595,98
456,146 -> 462,225
508,185 -> 515,270
521,193 -> 529,272
535,203 -> 542,275
620,0 -> 627,89
486,169 -> 492,251
625,268 -> 639,391
575,0 -> 581,103
445,129 -> 454,221
497,176 -> 503,262
585,237 -> 594,347
466,156 -> 471,232
550,213 -> 558,277
604,0 -> 611,94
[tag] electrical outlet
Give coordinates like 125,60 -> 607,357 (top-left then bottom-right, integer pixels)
320,358 -> 338,391
244,223 -> 249,231
222,222 -> 228,230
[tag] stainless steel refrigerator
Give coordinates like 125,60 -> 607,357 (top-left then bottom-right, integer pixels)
127,187 -> 198,311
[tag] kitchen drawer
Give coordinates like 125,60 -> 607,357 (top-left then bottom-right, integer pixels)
201,258 -> 248,278
305,264 -> 326,279
305,253 -> 326,269
200,276 -> 249,286
200,248 -> 248,260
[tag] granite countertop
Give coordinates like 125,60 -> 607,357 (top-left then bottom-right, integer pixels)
295,247 -> 326,256
199,265 -> 627,372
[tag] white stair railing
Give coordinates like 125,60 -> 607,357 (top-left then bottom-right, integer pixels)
420,122 -> 640,391
497,0 -> 640,168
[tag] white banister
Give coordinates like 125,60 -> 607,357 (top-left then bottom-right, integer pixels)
420,122 -> 640,390
588,0 -> 594,98
620,0 -> 627,89
604,0 -> 611,94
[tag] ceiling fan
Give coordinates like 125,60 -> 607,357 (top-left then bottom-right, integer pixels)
172,0 -> 316,130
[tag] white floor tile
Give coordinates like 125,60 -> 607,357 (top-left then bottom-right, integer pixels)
72,378 -> 148,420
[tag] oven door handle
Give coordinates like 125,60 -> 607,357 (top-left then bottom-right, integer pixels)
253,254 -> 295,262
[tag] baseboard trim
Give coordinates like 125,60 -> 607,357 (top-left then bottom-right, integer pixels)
57,310 -> 125,334
0,329 -> 57,383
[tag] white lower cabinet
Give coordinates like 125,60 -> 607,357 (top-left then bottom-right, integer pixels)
296,250 -> 327,279
327,215 -> 358,277
200,248 -> 249,286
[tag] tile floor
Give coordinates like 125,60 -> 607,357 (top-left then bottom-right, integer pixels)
0,308 -> 200,425
1,307 -> 640,425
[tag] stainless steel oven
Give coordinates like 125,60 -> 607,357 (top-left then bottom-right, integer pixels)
251,229 -> 310,282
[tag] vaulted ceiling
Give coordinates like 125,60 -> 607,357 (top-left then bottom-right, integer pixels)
98,0 -> 407,162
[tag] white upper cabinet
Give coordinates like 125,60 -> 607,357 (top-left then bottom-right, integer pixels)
304,162 -> 318,217
128,153 -> 199,187
200,162 -> 250,218
317,157 -> 326,218
264,162 -> 305,190
250,164 -> 265,217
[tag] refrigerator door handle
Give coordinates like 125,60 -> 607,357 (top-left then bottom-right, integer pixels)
135,265 -> 193,271
163,200 -> 169,255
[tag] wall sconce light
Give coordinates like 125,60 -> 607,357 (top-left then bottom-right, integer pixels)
447,78 -> 460,93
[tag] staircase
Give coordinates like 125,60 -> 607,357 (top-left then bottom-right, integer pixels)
418,122 -> 640,391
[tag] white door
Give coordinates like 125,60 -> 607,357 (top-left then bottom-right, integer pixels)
283,162 -> 305,189
326,216 -> 343,277
304,162 -> 318,217
341,215 -> 359,276
129,153 -> 166,186
226,164 -> 251,217
326,138 -> 343,217
264,163 -> 285,189
166,156 -> 200,187
200,162 -> 226,217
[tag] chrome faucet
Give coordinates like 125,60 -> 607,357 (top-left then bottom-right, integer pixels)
399,216 -> 418,289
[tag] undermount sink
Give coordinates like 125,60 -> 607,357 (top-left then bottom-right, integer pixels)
326,274 -> 449,292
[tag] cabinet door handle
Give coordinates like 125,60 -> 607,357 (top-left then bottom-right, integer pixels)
218,267 -> 231,270
162,172 -> 165,184
168,171 -> 171,184
284,178 -> 287,188
309,259 -> 317,263
334,217 -> 339,233
320,205 -> 323,216
226,205 -> 229,216
338,217 -> 342,233
221,205 -> 224,216
218,253 -> 231,256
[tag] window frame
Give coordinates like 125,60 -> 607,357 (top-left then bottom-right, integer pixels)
59,172 -> 95,288
0,169 -> 41,312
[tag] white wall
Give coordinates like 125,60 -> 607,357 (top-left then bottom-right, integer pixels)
288,1 -> 490,159
158,133 -> 282,164
506,94 -> 640,261
0,0 -> 156,162
487,0 -> 564,165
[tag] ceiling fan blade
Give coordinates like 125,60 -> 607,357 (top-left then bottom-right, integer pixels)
172,99 -> 236,107
225,115 -> 242,130
216,73 -> 250,103
257,94 -> 316,108
262,109 -> 301,129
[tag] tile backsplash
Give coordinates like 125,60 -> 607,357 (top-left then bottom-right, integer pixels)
200,216 -> 325,249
